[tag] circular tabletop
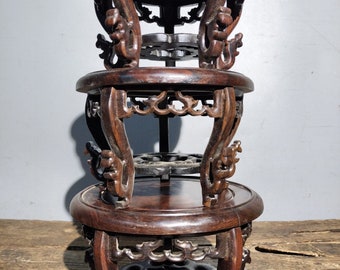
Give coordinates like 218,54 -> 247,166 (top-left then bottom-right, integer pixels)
70,176 -> 263,236
76,67 -> 254,94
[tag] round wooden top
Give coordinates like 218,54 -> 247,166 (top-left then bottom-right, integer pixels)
70,177 -> 263,236
76,67 -> 254,94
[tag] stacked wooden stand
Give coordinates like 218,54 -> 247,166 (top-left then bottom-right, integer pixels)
70,1 -> 263,269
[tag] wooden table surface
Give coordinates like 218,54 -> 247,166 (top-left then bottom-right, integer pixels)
0,219 -> 339,269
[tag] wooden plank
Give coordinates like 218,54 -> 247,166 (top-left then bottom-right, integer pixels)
246,220 -> 340,269
0,219 -> 339,269
0,220 -> 89,270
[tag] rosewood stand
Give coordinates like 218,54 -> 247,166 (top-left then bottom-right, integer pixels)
70,1 -> 263,269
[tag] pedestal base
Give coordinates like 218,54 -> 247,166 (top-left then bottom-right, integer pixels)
70,177 -> 263,270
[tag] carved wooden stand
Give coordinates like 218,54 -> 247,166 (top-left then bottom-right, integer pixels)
70,1 -> 263,269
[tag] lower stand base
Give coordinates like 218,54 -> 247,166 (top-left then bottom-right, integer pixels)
70,178 -> 263,270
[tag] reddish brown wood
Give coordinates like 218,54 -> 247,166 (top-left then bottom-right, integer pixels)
93,231 -> 117,270
217,228 -> 243,270
70,0 -> 263,269
70,178 -> 263,236
76,68 -> 254,94
99,87 -> 135,208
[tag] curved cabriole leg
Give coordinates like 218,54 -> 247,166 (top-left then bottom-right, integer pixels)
200,87 -> 243,207
217,227 -> 243,270
93,230 -> 118,270
100,87 -> 135,208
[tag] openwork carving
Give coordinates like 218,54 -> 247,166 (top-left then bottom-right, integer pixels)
101,90 -> 225,118
94,0 -> 245,68
82,228 -> 254,270
134,0 -> 205,27
140,33 -> 199,61
84,87 -> 243,208
106,234 -> 228,262
85,87 -> 243,208
198,0 -> 244,69
114,239 -> 216,262
72,2 -> 262,270
132,91 -> 224,117
83,88 -> 228,120
95,0 -> 141,68
134,153 -> 202,175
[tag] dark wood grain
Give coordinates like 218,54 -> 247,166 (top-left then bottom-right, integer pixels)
70,178 -> 263,235
76,68 -> 254,94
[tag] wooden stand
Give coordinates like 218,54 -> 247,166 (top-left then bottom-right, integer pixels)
70,1 -> 263,269
71,178 -> 262,270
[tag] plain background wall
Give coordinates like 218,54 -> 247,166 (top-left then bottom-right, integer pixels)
0,0 -> 339,221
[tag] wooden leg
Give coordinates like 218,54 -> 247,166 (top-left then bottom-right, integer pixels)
93,230 -> 118,270
217,227 -> 243,270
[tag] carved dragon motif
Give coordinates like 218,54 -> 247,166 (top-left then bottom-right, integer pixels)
200,87 -> 243,207
85,87 -> 135,209
198,0 -> 244,69
95,0 -> 141,68
212,140 -> 242,181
